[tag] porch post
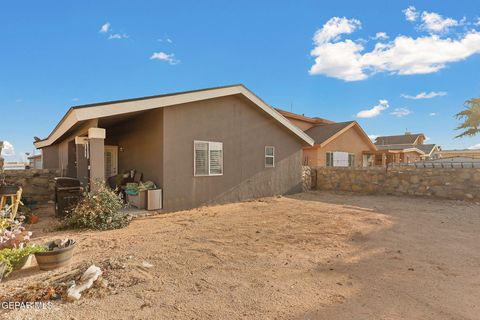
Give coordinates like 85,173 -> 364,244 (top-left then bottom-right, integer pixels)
75,136 -> 89,188
381,153 -> 387,167
88,128 -> 106,190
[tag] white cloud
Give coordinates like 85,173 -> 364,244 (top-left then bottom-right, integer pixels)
368,134 -> 379,142
374,32 -> 389,40
390,107 -> 412,117
424,135 -> 431,142
476,18 -> 480,26
429,112 -> 437,116
404,6 -> 419,22
468,143 -> 480,150
401,91 -> 447,99
309,14 -> 480,81
1,141 -> 15,157
99,22 -> 111,33
356,99 -> 389,118
72,98 -> 80,102
108,33 -> 129,40
421,11 -> 459,34
150,52 -> 179,65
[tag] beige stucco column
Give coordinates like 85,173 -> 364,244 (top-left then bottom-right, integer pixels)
88,128 -> 106,190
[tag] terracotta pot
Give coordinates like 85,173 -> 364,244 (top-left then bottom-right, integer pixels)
28,215 -> 39,224
34,241 -> 76,271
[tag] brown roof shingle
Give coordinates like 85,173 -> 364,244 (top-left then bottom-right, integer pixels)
304,121 -> 354,145
375,133 -> 424,145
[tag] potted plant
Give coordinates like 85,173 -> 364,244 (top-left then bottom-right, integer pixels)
34,239 -> 76,271
0,213 -> 46,280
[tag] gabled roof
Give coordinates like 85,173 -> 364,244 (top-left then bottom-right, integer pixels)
275,108 -> 334,125
376,143 -> 438,156
415,144 -> 439,156
304,121 -> 376,150
34,84 -> 314,148
305,121 -> 354,145
375,133 -> 425,145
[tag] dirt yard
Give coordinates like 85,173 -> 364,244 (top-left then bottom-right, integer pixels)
1,191 -> 480,320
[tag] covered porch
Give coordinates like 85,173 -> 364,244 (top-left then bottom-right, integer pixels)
363,148 -> 425,167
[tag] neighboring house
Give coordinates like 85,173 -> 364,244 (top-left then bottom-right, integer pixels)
434,149 -> 480,159
372,132 -> 441,165
3,162 -> 28,170
27,154 -> 42,169
277,110 -> 377,167
34,85 -> 314,212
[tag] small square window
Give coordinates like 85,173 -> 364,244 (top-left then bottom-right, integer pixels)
265,146 -> 275,167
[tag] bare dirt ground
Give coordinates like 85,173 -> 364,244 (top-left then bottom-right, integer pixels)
1,191 -> 480,320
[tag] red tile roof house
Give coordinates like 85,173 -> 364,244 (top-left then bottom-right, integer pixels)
34,85 -> 314,212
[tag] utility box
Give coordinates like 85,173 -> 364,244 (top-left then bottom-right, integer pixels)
147,189 -> 162,210
127,190 -> 147,209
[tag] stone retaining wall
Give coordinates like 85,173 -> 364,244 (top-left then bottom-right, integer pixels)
2,169 -> 61,203
316,167 -> 480,201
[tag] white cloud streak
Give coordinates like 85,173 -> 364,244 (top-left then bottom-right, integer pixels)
356,100 -> 389,118
309,13 -> 480,81
401,91 -> 447,99
108,33 -> 129,40
468,143 -> 480,150
429,112 -> 437,116
390,108 -> 412,117
150,52 -> 179,65
99,22 -> 111,33
421,11 -> 459,34
374,32 -> 389,40
404,6 -> 419,22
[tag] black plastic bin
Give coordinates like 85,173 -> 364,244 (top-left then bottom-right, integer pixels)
54,177 -> 84,217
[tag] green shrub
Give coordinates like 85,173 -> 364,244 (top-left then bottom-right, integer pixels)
63,181 -> 130,230
0,245 -> 46,277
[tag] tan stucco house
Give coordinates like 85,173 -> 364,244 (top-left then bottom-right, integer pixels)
34,85 -> 314,212
372,133 -> 441,165
277,110 -> 377,167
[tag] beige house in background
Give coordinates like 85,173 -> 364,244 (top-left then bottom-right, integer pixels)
278,110 -> 377,167
34,85 -> 314,212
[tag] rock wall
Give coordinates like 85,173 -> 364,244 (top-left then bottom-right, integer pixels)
2,169 -> 61,203
316,167 -> 480,201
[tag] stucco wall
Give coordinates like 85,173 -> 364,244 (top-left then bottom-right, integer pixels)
162,95 -> 304,211
316,167 -> 480,201
305,126 -> 373,167
104,108 -> 164,185
3,169 -> 61,203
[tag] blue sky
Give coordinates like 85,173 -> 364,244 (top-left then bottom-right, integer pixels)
1,0 -> 480,161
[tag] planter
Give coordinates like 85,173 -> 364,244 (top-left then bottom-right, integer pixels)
28,215 -> 39,224
0,185 -> 18,196
13,254 -> 35,270
34,241 -> 76,271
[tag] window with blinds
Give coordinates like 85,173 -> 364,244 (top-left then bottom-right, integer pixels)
194,141 -> 223,176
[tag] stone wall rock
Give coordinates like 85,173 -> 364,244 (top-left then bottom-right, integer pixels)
2,169 -> 61,203
315,167 -> 480,201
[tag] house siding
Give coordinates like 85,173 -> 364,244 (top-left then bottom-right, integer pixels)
161,95 -> 303,211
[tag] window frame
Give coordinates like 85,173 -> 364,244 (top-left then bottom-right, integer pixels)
348,153 -> 355,167
265,146 -> 275,168
194,140 -> 224,177
326,152 -> 333,167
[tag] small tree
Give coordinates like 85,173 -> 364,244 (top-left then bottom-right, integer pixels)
455,98 -> 480,138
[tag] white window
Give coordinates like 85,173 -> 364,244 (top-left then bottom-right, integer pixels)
265,146 -> 275,167
194,141 -> 223,176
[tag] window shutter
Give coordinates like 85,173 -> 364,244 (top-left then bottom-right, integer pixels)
194,142 -> 208,175
209,142 -> 223,175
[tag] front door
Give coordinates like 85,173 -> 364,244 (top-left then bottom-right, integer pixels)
104,146 -> 118,180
